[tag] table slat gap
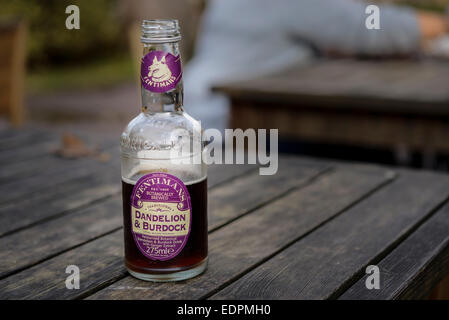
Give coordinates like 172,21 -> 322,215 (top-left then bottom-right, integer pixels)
202,169 -> 396,300
0,159 -> 324,282
0,226 -> 123,282
340,200 -> 449,300
208,166 -> 333,234
0,144 -> 120,206
210,171 -> 449,300
330,191 -> 449,300
0,161 -> 263,238
84,166 -> 392,300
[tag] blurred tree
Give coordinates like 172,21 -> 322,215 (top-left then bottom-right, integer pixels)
0,0 -> 125,69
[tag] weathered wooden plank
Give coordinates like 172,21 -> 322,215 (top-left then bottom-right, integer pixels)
231,102 -> 449,154
0,129 -> 50,151
0,140 -> 118,182
86,166 -> 393,300
0,171 -> 120,237
0,131 -> 118,167
0,152 -> 90,183
0,164 -> 259,298
0,230 -> 125,300
0,138 -> 60,168
214,61 -> 449,117
0,147 -> 120,205
0,139 -> 60,169
207,163 -> 257,189
211,170 -> 449,299
0,160 -> 323,281
208,157 -> 329,231
0,127 -> 20,139
0,159 -> 328,298
0,196 -> 123,279
340,200 -> 449,300
219,61 -> 449,153
0,161 -> 258,237
0,147 -> 255,206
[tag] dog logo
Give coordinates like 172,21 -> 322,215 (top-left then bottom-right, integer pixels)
141,51 -> 182,93
148,56 -> 172,83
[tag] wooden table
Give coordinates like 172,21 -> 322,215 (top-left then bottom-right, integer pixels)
1,127 -> 449,300
214,59 -> 449,165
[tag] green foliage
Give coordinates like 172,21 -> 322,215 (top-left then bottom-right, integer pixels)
27,54 -> 135,94
0,0 -> 125,68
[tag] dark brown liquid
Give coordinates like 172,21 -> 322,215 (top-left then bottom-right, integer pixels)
122,176 -> 208,274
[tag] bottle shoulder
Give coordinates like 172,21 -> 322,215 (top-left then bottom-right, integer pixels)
120,112 -> 202,155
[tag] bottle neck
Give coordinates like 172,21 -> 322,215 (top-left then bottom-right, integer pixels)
140,42 -> 183,114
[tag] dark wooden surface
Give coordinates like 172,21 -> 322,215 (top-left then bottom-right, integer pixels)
213,60 -> 449,154
1,127 -> 449,299
214,60 -> 449,117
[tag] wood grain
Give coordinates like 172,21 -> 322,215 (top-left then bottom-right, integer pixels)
87,166 -> 392,300
208,157 -> 329,231
3,127 -> 449,300
230,103 -> 449,153
214,60 -> 449,117
340,199 -> 449,300
0,137 -> 60,167
0,159 -> 330,299
0,159 -> 322,280
207,163 -> 258,189
211,170 -> 449,299
0,129 -> 51,151
217,60 -> 449,153
0,158 -> 259,237
0,147 -> 120,205
0,171 -> 121,237
0,129 -> 115,166
0,196 -> 123,279
0,230 -> 125,300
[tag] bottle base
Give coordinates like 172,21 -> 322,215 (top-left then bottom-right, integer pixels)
127,257 -> 208,282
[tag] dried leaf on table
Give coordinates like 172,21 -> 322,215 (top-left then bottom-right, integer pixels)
54,132 -> 110,162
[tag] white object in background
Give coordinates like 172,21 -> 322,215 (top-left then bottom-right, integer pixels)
427,36 -> 449,59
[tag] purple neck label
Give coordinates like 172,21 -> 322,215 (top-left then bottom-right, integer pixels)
140,51 -> 182,93
130,172 -> 191,261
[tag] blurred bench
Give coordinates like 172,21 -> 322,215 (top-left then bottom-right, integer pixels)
213,59 -> 449,166
0,19 -> 26,126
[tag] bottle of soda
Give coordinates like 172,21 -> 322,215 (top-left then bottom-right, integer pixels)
120,20 -> 208,282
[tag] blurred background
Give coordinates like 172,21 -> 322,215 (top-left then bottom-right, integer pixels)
1,0 -> 449,169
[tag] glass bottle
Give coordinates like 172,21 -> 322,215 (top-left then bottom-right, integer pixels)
120,20 -> 208,282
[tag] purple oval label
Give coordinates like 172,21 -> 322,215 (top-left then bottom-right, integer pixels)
140,51 -> 182,93
130,172 -> 191,261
